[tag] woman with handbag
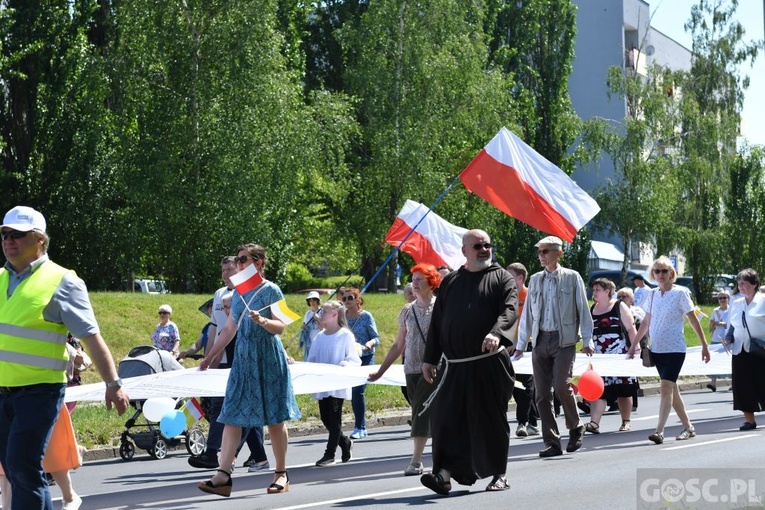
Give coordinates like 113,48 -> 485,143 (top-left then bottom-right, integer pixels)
725,268 -> 765,431
368,263 -> 441,476
629,256 -> 711,444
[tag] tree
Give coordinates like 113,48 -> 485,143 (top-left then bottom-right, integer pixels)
724,146 -> 765,273
341,0 -> 516,289
674,0 -> 762,301
485,0 -> 585,273
109,0 -> 358,291
578,63 -> 681,288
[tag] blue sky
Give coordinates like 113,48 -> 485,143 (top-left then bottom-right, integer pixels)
650,0 -> 765,147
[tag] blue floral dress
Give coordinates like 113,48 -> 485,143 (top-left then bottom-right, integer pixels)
218,281 -> 301,427
151,322 -> 180,352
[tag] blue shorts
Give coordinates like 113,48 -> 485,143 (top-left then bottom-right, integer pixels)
652,352 -> 686,382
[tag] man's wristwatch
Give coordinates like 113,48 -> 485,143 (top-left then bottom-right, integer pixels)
105,378 -> 123,389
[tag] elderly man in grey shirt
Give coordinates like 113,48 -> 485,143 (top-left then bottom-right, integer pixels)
513,236 -> 593,458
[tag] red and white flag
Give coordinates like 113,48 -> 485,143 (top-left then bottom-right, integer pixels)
229,264 -> 264,295
181,397 -> 204,428
460,127 -> 600,242
384,200 -> 467,270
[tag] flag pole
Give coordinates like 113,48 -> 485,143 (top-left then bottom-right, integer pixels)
238,294 -> 253,313
361,174 -> 462,295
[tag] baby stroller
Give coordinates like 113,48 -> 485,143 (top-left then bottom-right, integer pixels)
117,346 -> 206,461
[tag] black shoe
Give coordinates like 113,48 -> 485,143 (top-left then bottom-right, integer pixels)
566,425 -> 584,453
707,383 -> 717,392
421,472 -> 451,495
340,437 -> 353,463
315,453 -> 336,467
740,421 -> 757,431
189,451 -> 219,469
539,445 -> 563,458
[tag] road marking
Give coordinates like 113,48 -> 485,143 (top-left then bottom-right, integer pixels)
97,486 -> 430,509
591,440 -> 651,450
272,486 -> 427,510
663,433 -> 758,450
631,408 -> 710,421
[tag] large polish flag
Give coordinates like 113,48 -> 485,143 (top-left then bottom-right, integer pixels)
229,264 -> 264,295
460,127 -> 600,242
384,200 -> 467,270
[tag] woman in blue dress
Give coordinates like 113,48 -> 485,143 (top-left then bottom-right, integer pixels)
198,244 -> 300,497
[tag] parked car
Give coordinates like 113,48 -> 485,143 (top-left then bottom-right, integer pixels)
586,269 -> 655,299
675,276 -> 694,296
133,279 -> 169,294
676,274 -> 736,303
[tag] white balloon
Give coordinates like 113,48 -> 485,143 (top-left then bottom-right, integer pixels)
142,397 -> 177,422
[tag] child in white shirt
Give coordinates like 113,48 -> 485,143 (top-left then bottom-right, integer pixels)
306,300 -> 361,466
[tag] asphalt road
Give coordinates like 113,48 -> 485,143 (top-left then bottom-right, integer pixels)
45,387 -> 765,510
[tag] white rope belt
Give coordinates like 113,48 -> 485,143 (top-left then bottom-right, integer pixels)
418,346 -> 510,416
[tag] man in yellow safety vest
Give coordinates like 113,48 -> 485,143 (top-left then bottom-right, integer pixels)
0,205 -> 129,510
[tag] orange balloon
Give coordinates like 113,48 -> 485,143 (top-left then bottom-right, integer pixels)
578,368 -> 605,401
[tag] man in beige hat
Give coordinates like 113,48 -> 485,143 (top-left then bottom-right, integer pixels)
0,205 -> 129,509
514,235 -> 593,458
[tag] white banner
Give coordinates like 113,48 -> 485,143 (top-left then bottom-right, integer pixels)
66,344 -> 730,402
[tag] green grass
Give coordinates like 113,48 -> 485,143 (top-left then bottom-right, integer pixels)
71,292 -> 716,447
74,292 -> 410,447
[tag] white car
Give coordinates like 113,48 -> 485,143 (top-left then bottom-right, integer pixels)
133,279 -> 169,294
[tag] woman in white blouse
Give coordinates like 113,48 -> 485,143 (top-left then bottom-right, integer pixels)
630,256 -> 710,444
725,269 -> 765,431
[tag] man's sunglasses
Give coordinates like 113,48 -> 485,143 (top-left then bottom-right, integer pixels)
1,230 -> 30,241
472,243 -> 492,251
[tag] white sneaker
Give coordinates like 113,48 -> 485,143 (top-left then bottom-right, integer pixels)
526,425 -> 540,436
515,424 -> 528,437
404,462 -> 424,476
62,494 -> 83,510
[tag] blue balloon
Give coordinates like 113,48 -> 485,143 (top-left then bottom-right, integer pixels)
159,410 -> 186,438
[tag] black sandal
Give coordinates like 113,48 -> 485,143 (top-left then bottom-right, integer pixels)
420,472 -> 451,495
584,421 -> 600,434
267,470 -> 290,494
198,469 -> 232,498
486,475 -> 509,491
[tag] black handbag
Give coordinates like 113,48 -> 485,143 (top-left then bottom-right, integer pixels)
741,312 -> 765,358
641,347 -> 655,367
641,291 -> 655,367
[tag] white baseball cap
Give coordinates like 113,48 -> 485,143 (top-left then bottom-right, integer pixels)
1,206 -> 46,233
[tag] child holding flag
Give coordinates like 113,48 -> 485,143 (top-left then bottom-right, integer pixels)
306,300 -> 361,467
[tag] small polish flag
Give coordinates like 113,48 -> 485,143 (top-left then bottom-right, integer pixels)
384,200 -> 467,270
230,264 -> 264,295
181,397 -> 204,428
270,299 -> 301,326
460,127 -> 600,242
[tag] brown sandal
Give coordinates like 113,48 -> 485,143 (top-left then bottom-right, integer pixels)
198,469 -> 232,498
486,475 -> 510,491
267,470 -> 290,494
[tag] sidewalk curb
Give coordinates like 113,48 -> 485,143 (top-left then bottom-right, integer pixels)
81,376 -> 731,462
